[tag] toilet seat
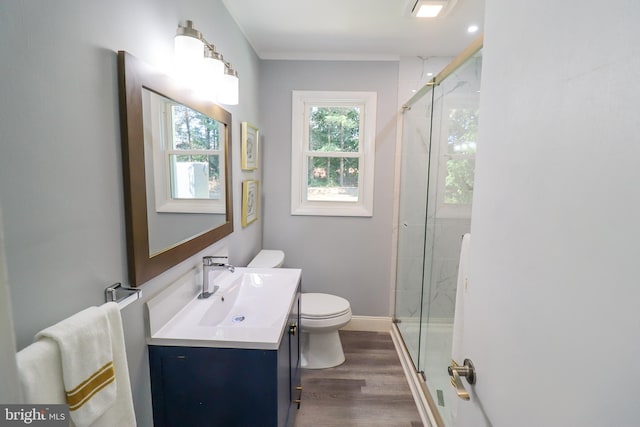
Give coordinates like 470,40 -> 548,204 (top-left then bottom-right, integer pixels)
301,293 -> 351,319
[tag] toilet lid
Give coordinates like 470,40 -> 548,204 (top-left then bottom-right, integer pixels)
301,293 -> 351,318
247,250 -> 285,268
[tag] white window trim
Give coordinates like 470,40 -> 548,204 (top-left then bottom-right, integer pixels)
147,92 -> 226,214
291,90 -> 377,217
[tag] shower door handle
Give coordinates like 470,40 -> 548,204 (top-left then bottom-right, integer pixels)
448,359 -> 476,401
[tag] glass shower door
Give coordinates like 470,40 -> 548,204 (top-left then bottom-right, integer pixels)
420,52 -> 481,426
394,45 -> 482,426
395,88 -> 434,364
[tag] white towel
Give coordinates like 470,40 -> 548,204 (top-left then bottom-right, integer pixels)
451,233 -> 471,359
91,302 -> 136,427
18,303 -> 137,427
34,306 -> 117,427
16,338 -> 67,405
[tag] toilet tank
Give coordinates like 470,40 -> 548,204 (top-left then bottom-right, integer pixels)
247,250 -> 285,268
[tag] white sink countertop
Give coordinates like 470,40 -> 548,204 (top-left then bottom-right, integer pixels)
147,267 -> 302,350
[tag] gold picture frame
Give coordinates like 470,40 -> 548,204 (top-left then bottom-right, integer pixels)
241,180 -> 259,227
241,122 -> 259,170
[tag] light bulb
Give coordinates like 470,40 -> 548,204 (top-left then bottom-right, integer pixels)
200,47 -> 225,101
174,21 -> 204,83
218,64 -> 239,105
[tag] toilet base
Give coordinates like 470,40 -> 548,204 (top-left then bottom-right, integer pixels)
300,330 -> 345,369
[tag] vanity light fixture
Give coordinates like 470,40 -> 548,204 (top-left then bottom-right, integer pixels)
174,20 -> 239,105
410,0 -> 458,18
218,62 -> 239,105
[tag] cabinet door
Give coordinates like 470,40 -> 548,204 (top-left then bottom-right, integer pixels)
150,346 -> 278,427
289,291 -> 301,403
285,289 -> 301,427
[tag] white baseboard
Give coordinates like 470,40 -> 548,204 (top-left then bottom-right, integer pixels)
390,324 -> 438,427
341,315 -> 392,332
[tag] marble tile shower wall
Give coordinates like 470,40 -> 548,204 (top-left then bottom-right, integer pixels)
426,218 -> 470,320
396,223 -> 426,319
396,218 -> 470,323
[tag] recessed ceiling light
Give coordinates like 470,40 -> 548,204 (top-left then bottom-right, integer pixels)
416,4 -> 443,17
410,0 -> 458,18
467,25 -> 479,33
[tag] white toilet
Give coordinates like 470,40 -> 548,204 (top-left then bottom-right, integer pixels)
299,293 -> 352,369
247,250 -> 352,370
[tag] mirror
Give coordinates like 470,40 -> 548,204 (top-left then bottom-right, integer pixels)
117,51 -> 233,286
143,89 -> 228,255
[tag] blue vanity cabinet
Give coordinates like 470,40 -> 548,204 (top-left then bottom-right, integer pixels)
148,286 -> 301,427
288,285 -> 302,414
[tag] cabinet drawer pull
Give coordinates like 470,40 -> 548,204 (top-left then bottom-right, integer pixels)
296,386 -> 303,391
289,323 -> 298,336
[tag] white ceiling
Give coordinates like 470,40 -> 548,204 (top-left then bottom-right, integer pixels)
222,0 -> 485,60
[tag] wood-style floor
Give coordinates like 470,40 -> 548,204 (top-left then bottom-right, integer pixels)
294,330 -> 424,427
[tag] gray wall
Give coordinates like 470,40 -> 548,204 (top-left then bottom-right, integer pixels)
457,0 -> 640,425
0,209 -> 20,403
259,61 -> 399,316
0,1 -> 262,425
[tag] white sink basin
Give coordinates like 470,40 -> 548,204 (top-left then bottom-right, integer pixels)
147,267 -> 301,350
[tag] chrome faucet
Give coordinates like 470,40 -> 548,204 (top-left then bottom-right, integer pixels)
199,256 -> 236,299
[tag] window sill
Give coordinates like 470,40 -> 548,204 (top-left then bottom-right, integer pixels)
291,202 -> 372,217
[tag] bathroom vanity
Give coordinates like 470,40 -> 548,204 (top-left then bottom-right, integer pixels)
146,268 -> 302,427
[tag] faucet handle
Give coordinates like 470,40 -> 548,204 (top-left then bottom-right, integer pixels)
209,255 -> 229,266
202,256 -> 217,266
203,255 -> 234,272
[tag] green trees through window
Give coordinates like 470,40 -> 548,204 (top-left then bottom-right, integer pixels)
444,108 -> 478,205
170,104 -> 222,200
307,106 -> 361,201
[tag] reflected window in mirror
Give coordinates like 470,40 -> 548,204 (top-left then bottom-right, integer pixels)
144,90 -> 226,214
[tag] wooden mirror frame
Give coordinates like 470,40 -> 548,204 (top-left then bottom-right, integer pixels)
117,51 -> 233,286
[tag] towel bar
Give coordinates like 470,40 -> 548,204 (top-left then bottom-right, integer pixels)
105,283 -> 141,309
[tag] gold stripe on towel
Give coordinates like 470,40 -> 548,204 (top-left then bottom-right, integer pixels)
66,361 -> 116,410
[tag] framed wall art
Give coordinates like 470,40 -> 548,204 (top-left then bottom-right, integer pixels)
241,180 -> 259,227
241,122 -> 259,170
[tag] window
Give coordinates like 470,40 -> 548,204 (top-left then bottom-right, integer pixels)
436,103 -> 478,217
291,91 -> 377,216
